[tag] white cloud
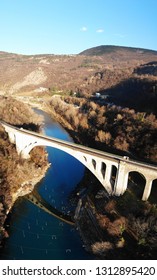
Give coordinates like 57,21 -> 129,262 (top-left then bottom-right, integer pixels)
96,29 -> 104,33
80,26 -> 87,32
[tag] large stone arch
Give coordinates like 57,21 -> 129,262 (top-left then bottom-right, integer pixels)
16,137 -> 118,195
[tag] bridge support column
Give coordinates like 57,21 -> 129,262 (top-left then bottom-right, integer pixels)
1,124 -> 16,144
103,163 -> 114,194
20,150 -> 31,159
14,132 -> 31,159
114,161 -> 129,196
8,131 -> 16,144
142,178 -> 153,201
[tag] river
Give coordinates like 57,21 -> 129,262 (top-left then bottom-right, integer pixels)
0,109 -> 93,260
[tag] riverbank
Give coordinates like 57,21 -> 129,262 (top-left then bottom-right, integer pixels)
70,167 -> 157,259
0,96 -> 50,245
41,99 -> 157,259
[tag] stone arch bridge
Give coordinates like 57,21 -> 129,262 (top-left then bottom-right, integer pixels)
1,120 -> 157,201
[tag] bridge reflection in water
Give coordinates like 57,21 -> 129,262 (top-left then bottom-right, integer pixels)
26,190 -> 74,226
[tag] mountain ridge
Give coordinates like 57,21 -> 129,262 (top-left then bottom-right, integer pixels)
79,45 -> 157,56
1,45 -> 157,57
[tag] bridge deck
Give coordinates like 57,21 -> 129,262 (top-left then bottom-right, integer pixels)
1,120 -> 157,172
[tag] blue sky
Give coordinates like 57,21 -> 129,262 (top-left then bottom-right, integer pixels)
0,0 -> 157,54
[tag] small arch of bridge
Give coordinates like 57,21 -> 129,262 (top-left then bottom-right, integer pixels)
148,179 -> 157,203
127,171 -> 146,200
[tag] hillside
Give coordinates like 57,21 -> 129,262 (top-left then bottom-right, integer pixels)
79,45 -> 157,56
0,45 -> 157,114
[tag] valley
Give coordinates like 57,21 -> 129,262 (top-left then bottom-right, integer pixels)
0,45 -> 157,259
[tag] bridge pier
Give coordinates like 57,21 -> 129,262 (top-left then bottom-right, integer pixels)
14,132 -> 30,158
2,125 -> 16,144
142,178 -> 153,201
114,161 -> 129,196
14,132 -> 39,159
8,131 -> 16,144
103,163 -> 114,195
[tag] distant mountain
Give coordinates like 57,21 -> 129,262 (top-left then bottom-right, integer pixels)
79,45 -> 157,56
0,46 -> 157,115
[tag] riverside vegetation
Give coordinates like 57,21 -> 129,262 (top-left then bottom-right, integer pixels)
0,96 -> 49,244
47,95 -> 157,162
